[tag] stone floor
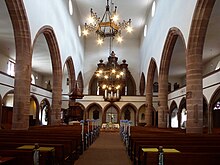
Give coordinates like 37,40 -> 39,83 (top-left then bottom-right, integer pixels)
74,131 -> 132,165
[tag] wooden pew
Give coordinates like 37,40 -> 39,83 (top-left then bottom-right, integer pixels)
127,127 -> 220,165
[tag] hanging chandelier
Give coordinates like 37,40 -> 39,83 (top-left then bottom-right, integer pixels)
95,51 -> 128,102
82,0 -> 133,45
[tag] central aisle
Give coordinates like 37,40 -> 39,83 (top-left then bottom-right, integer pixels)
74,132 -> 132,165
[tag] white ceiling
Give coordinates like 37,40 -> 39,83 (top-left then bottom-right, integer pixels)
0,0 -> 220,79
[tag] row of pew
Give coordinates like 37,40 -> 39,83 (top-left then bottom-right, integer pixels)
120,126 -> 220,165
0,123 -> 100,164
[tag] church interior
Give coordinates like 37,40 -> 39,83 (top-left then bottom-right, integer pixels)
0,0 -> 220,164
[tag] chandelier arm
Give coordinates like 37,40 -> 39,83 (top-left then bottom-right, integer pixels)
83,0 -> 132,45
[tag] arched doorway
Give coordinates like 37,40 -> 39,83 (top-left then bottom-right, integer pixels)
179,97 -> 187,129
39,99 -> 51,125
121,104 -> 137,126
170,101 -> 178,128
137,104 -> 146,126
29,95 -> 39,126
33,26 -> 62,125
158,27 -> 186,128
86,103 -> 102,125
103,104 -> 120,124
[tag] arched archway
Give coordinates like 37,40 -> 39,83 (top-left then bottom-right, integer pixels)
63,56 -> 76,95
170,101 -> 178,128
30,95 -> 39,126
146,58 -> 158,126
103,103 -> 120,124
121,103 -> 137,126
88,75 -> 98,95
158,27 -> 186,128
137,104 -> 146,126
33,26 -> 62,125
86,103 -> 102,124
39,99 -> 51,125
186,0 -> 216,133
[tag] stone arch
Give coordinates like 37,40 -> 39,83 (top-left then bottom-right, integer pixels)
139,72 -> 145,96
186,0 -> 216,133
170,100 -> 178,128
209,86 -> 220,131
33,26 -> 62,125
30,95 -> 40,126
103,103 -> 120,123
146,58 -> 158,126
123,71 -> 136,96
88,75 -> 97,95
121,103 -> 137,126
39,98 -> 51,125
2,90 -> 14,107
63,56 -> 76,93
158,27 -> 186,128
170,101 -> 178,112
137,104 -> 146,125
77,71 -> 84,95
86,103 -> 102,121
5,0 -> 32,130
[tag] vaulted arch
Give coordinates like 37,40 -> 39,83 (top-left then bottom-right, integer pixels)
146,58 -> 158,126
63,56 -> 76,94
121,103 -> 137,125
77,71 -> 84,95
186,0 -> 216,133
103,103 -> 120,123
158,27 -> 186,128
33,26 -> 62,125
139,72 -> 145,96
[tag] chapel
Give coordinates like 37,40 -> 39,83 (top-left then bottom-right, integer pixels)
0,0 -> 220,164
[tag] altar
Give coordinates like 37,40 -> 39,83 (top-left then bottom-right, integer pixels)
101,123 -> 120,129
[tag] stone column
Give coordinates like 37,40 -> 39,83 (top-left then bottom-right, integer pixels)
158,73 -> 168,128
5,0 -> 32,130
186,0 -> 215,133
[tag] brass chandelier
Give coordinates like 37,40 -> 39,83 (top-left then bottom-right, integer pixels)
82,0 -> 133,45
95,51 -> 128,102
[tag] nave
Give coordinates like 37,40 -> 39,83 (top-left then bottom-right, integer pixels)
75,131 -> 132,165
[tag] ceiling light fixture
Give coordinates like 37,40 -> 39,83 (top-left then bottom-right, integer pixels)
95,51 -> 128,102
82,0 -> 133,45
